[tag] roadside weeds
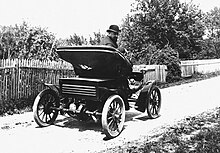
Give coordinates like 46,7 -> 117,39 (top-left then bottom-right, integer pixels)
98,107 -> 220,153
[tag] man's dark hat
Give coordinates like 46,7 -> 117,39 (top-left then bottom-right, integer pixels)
107,25 -> 121,33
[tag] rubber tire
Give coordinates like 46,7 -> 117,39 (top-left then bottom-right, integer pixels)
33,89 -> 60,127
101,95 -> 125,138
146,86 -> 161,119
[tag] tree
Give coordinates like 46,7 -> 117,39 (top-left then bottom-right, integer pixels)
205,7 -> 220,39
0,25 -> 18,59
150,46 -> 181,82
201,7 -> 220,59
23,26 -> 57,60
175,1 -> 205,59
65,34 -> 88,46
89,32 -> 104,45
119,0 -> 206,82
120,0 -> 205,60
0,21 -> 57,60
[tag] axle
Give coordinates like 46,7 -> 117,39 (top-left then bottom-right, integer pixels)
50,106 -> 102,116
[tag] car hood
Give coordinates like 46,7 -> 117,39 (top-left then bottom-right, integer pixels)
56,46 -> 132,78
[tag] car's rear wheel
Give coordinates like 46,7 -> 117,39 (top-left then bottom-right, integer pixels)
101,95 -> 125,138
33,89 -> 60,127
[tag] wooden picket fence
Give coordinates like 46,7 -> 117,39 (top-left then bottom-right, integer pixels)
0,59 -> 168,102
0,59 -> 75,102
181,59 -> 220,77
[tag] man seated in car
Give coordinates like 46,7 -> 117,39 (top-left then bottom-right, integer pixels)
100,25 -> 127,54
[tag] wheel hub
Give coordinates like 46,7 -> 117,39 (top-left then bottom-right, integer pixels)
152,99 -> 158,105
112,113 -> 120,121
44,103 -> 53,114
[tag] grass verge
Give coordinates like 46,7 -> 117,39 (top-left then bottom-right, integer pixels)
99,107 -> 220,153
0,98 -> 33,116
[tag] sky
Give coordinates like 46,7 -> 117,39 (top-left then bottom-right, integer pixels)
0,0 -> 220,39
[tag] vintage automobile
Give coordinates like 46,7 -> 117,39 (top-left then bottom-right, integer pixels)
33,46 -> 161,138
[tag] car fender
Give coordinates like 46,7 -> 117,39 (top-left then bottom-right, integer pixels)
136,80 -> 157,112
44,83 -> 60,96
140,80 -> 157,94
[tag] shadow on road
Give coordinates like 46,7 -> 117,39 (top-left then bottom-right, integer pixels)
125,110 -> 151,122
54,116 -> 103,132
34,110 -> 152,141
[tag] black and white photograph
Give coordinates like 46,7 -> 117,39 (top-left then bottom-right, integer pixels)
0,0 -> 220,152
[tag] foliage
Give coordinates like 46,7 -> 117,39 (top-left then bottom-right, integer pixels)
119,0 -> 208,82
0,98 -> 33,116
199,38 -> 220,59
57,34 -> 88,46
191,127 -> 220,153
204,7 -> 220,39
150,46 -> 181,82
149,109 -> 220,153
201,7 -> 220,59
0,21 -> 57,60
89,32 -> 104,45
174,1 -> 205,59
56,32 -> 104,47
120,0 -> 205,60
0,22 -> 106,60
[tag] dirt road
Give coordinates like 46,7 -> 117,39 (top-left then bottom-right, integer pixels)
1,76 -> 220,153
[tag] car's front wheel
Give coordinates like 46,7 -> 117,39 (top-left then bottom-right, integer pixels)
101,95 -> 125,138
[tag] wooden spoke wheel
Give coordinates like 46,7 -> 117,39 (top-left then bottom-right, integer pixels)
146,86 -> 161,119
101,95 -> 125,138
33,89 -> 60,127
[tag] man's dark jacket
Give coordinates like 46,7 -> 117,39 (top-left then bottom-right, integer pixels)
100,36 -> 118,48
